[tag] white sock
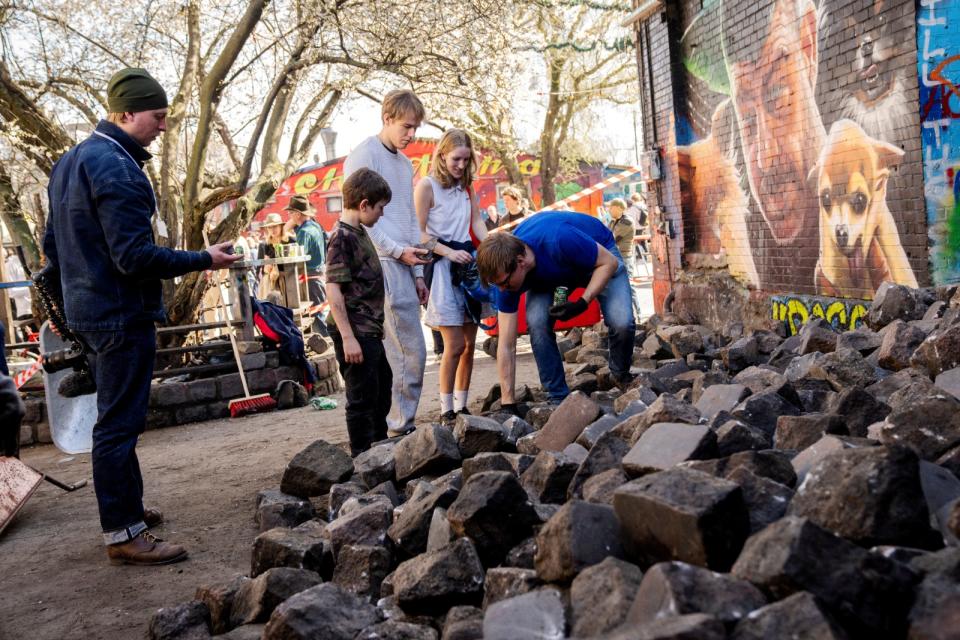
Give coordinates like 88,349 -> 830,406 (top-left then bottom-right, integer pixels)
440,393 -> 454,414
454,389 -> 468,412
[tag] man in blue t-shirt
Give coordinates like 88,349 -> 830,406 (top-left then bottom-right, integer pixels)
476,211 -> 636,409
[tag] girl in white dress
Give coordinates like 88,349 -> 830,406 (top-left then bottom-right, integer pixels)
414,129 -> 488,424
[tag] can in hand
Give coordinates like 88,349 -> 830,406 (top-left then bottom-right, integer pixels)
553,286 -> 569,306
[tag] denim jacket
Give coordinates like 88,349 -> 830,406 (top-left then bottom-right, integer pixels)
44,121 -> 211,331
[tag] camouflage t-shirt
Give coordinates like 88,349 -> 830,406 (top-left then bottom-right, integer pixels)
325,221 -> 385,337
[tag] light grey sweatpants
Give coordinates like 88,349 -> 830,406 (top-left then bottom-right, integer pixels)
381,260 -> 426,432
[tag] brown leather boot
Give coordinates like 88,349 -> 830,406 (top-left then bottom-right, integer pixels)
143,507 -> 163,528
107,530 -> 188,566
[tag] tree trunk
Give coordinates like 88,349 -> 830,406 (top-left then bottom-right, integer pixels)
0,59 -> 73,176
538,57 -> 565,207
0,165 -> 40,269
182,0 -> 269,252
158,0 -> 200,251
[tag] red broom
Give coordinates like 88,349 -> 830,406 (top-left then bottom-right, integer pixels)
203,231 -> 277,418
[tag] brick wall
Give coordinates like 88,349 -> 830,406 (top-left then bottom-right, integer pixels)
633,0 -> 929,314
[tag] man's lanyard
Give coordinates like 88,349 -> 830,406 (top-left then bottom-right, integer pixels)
91,130 -> 161,226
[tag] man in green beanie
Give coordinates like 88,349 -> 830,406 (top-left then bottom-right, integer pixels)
44,68 -> 240,566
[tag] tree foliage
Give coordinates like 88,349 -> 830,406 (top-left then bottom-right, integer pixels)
0,0 -> 636,327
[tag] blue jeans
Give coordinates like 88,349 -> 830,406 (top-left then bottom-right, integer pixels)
77,323 -> 156,544
526,264 -> 636,400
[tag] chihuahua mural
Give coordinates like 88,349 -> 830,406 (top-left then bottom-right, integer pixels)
812,119 -> 918,298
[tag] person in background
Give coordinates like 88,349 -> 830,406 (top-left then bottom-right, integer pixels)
500,186 -> 530,229
285,194 -> 329,335
343,89 -> 430,437
325,168 -> 393,456
626,192 -> 647,229
414,128 -> 488,425
607,198 -> 643,321
4,250 -> 32,320
258,212 -> 291,301
484,204 -> 500,231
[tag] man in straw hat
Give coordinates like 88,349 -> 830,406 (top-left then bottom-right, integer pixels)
44,68 -> 239,566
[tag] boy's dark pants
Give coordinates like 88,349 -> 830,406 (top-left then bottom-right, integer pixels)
332,333 -> 392,456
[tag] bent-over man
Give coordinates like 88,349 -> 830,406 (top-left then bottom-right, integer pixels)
476,212 -> 636,410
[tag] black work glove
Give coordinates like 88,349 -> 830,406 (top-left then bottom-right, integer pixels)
548,298 -> 589,321
500,403 -> 523,417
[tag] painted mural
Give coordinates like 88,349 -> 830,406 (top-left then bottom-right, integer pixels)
771,294 -> 869,335
919,0 -> 960,284
675,0 -> 922,300
249,141 -> 613,233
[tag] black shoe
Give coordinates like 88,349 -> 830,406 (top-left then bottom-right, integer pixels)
457,407 -> 471,416
614,372 -> 637,390
440,410 -> 457,426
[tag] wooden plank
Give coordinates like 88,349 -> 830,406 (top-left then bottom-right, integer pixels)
0,457 -> 43,535
153,361 -> 238,379
156,320 -> 243,334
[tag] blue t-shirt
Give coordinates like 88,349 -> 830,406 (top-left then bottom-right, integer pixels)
494,211 -> 619,313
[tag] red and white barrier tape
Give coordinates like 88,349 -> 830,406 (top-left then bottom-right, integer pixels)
492,166 -> 644,233
13,358 -> 43,390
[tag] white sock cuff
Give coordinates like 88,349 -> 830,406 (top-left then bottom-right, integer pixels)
440,392 -> 454,414
454,389 -> 468,411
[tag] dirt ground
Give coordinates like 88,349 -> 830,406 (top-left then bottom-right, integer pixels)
1,282 -> 655,640
0,344 -> 542,640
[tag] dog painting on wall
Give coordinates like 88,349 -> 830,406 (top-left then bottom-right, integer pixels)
812,119 -> 917,299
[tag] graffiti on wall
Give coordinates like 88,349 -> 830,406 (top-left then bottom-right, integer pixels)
918,0 -> 960,284
675,0 -> 920,300
771,294 -> 869,336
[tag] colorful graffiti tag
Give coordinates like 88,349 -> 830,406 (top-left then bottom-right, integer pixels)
771,295 -> 869,336
674,0 -> 923,300
918,0 -> 960,284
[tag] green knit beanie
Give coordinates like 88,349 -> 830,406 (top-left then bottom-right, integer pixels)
106,68 -> 168,113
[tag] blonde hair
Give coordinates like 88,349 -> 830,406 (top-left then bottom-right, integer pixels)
430,129 -> 475,189
107,112 -> 127,124
382,90 -> 425,123
609,198 -> 627,210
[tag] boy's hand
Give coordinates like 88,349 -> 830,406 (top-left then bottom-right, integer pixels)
399,246 -> 430,266
343,336 -> 363,364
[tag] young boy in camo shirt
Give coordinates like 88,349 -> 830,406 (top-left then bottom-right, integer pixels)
325,168 -> 396,455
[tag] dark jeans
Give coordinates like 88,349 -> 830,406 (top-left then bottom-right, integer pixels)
77,323 -> 155,543
332,333 -> 392,456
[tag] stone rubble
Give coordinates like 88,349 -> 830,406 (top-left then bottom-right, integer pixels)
150,280 -> 960,639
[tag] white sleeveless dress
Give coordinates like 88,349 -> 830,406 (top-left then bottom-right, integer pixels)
423,176 -> 473,327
